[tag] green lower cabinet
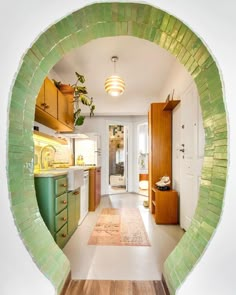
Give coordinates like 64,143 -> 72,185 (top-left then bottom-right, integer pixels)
67,188 -> 80,238
56,222 -> 68,248
34,174 -> 69,248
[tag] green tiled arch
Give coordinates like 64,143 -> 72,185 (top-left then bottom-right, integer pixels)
7,3 -> 227,294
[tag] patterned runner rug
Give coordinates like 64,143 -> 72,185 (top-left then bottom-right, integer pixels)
88,208 -> 150,246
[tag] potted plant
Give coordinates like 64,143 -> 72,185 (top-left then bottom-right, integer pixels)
53,72 -> 95,126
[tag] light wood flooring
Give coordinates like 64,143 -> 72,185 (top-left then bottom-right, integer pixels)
65,280 -> 166,295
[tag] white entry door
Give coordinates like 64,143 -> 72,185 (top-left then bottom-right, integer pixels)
179,82 -> 205,230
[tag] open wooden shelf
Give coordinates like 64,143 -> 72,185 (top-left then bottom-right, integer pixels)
163,100 -> 180,111
33,130 -> 68,145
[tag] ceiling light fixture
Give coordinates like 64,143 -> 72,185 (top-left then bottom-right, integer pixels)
105,56 -> 125,97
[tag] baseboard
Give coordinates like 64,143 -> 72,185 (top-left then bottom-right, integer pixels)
60,271 -> 71,295
162,274 -> 170,295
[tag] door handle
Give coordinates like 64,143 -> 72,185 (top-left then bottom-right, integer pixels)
180,148 -> 185,153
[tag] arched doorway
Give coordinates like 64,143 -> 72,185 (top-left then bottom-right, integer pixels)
7,3 -> 227,294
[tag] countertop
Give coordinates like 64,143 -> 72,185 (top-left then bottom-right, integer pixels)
34,165 -> 98,177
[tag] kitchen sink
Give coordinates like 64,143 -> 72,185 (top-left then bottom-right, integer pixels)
34,167 -> 84,191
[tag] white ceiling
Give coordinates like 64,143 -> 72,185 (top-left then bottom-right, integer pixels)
50,36 -> 182,116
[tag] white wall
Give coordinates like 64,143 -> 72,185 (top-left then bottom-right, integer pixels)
79,115 -> 147,195
1,1 -> 236,294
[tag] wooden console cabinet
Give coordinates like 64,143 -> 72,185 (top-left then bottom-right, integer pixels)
148,103 -> 172,206
151,187 -> 178,224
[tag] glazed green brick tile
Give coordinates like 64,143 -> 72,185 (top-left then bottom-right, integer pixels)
202,56 -> 215,71
72,10 -> 85,30
160,13 -> 170,31
30,44 -> 45,63
214,131 -> 227,140
198,196 -> 209,208
171,19 -> 182,38
144,26 -> 158,42
181,29 -> 193,48
172,42 -> 183,57
215,145 -> 227,153
149,7 -> 164,27
113,21 -> 128,36
187,36 -> 202,56
198,50 -> 211,67
209,196 -> 223,208
175,262 -> 190,282
101,4 -> 112,22
189,61 -> 199,76
211,177 -> 226,187
194,43 -> 208,62
177,46 -> 187,62
213,138 -> 227,147
59,36 -> 75,54
159,32 -> 167,48
135,4 -> 151,24
116,3 -> 127,22
153,29 -> 162,45
166,16 -> 176,35
42,26 -> 61,50
213,159 -> 227,168
31,67 -> 47,88
185,55 -> 195,72
214,152 -> 227,160
83,5 -> 99,24
168,39 -> 178,54
163,35 -> 173,50
193,232 -> 208,252
175,24 -> 188,43
34,34 -> 54,58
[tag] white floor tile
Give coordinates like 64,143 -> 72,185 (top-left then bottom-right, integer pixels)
63,193 -> 184,280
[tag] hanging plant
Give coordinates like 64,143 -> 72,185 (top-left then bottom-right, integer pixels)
53,72 -> 95,126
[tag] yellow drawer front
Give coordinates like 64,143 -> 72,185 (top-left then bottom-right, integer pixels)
55,193 -> 67,214
55,177 -> 67,196
55,208 -> 67,232
56,223 -> 68,249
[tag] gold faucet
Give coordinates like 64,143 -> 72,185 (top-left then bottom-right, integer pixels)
39,144 -> 56,170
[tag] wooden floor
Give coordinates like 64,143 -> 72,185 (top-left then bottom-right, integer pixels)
65,280 -> 166,295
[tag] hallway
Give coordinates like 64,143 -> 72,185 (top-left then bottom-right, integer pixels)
63,193 -> 184,280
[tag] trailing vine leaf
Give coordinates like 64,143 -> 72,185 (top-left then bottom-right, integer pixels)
75,115 -> 85,126
53,72 -> 95,126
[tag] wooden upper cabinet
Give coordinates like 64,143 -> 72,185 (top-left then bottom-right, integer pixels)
36,82 -> 45,110
58,90 -> 74,129
35,77 -> 73,132
44,77 -> 57,118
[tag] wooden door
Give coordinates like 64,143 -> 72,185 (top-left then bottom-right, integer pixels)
44,77 -> 57,118
58,90 -> 74,129
179,83 -> 205,230
36,82 -> 45,110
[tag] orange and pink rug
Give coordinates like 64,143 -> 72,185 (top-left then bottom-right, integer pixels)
88,208 -> 150,246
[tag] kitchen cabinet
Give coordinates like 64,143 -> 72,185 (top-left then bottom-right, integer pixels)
35,77 -> 73,132
89,167 -> 101,211
57,89 -> 74,130
34,174 -> 69,248
151,187 -> 178,224
67,188 -> 80,236
36,77 -> 57,118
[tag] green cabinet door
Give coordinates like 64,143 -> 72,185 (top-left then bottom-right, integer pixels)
67,191 -> 76,236
74,189 -> 80,225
